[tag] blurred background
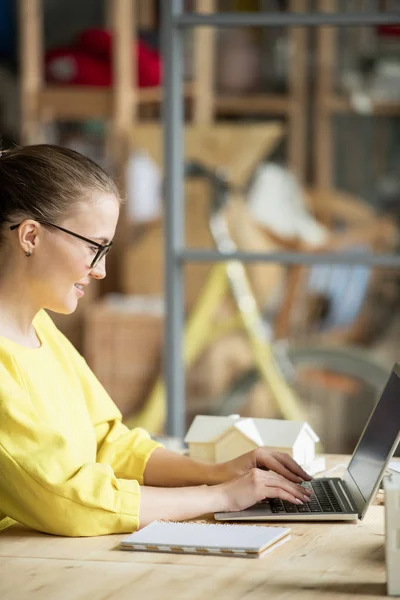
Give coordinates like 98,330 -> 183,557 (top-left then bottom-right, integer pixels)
2,0 -> 400,454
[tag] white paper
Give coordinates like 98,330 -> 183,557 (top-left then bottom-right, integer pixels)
388,461 -> 400,474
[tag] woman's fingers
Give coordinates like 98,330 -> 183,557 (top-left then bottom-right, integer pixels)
262,473 -> 310,503
276,489 -> 307,505
255,448 -> 312,483
275,452 -> 313,481
223,469 -> 313,512
264,455 -> 303,483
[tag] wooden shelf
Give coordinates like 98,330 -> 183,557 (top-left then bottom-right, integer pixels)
215,94 -> 292,116
325,94 -> 400,116
40,86 -> 293,122
20,0 -> 309,181
39,83 -> 194,120
40,87 -> 114,120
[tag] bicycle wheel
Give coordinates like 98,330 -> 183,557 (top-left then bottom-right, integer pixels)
210,345 -> 390,454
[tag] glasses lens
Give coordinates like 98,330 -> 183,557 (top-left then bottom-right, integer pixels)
91,245 -> 111,269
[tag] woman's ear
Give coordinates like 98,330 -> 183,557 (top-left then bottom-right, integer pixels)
18,220 -> 40,257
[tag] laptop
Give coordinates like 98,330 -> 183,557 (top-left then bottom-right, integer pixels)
215,362 -> 400,522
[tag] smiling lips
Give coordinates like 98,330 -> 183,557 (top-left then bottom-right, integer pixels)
74,283 -> 85,296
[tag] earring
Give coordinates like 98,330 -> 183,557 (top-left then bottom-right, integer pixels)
25,250 -> 32,257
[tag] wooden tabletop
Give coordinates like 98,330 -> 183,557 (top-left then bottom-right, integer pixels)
0,456 -> 389,600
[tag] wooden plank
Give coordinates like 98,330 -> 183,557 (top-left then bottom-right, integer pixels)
314,0 -> 337,189
40,88 -> 113,120
137,0 -> 157,30
109,0 -> 135,171
104,0 -> 135,293
19,0 -> 44,144
325,95 -> 400,116
39,84 -> 195,120
0,551 -> 386,600
0,557 -> 155,600
215,94 -> 291,115
193,0 -> 217,124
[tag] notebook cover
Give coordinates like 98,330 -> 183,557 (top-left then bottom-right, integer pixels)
120,521 -> 291,558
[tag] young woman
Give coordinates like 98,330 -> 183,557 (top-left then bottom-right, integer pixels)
0,144 -> 312,537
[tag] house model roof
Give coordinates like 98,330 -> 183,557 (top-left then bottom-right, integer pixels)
252,418 -> 319,445
184,415 -> 319,446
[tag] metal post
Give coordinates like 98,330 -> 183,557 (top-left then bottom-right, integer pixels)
162,0 -> 185,438
180,249 -> 400,269
174,12 -> 400,27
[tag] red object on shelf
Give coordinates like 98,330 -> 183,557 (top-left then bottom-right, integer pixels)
45,28 -> 162,88
45,47 -> 111,86
78,28 -> 114,58
376,25 -> 400,38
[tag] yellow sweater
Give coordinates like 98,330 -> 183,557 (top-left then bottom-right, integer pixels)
0,310 -> 161,537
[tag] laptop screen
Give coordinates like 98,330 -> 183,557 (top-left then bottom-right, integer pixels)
347,365 -> 400,502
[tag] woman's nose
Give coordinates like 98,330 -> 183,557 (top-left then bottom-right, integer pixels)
89,258 -> 107,280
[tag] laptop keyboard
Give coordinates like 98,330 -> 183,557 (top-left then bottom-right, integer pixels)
260,480 -> 343,514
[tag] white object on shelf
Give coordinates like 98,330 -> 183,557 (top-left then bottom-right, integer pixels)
185,415 -> 322,474
384,473 -> 400,596
247,163 -> 329,247
126,150 -> 162,223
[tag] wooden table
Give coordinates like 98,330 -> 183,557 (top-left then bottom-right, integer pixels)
0,456 -> 389,600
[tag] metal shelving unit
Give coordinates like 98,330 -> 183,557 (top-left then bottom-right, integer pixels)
162,0 -> 400,438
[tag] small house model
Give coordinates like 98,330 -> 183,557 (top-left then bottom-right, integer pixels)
185,415 -> 324,474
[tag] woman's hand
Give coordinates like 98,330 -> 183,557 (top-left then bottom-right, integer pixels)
215,468 -> 312,513
215,447 -> 313,485
139,466 -> 311,527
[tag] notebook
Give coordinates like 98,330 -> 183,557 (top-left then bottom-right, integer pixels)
120,521 -> 290,558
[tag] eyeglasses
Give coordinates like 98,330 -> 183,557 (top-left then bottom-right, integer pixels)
10,221 -> 113,269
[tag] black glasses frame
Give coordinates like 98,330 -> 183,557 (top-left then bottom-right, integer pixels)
10,221 -> 113,269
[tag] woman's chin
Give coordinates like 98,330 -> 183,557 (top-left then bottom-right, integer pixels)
46,298 -> 79,315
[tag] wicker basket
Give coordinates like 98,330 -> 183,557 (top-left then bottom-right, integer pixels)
84,295 -> 163,418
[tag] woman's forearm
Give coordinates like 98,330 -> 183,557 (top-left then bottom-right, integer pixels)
143,448 -> 226,487
138,484 -> 223,528
139,452 -> 313,528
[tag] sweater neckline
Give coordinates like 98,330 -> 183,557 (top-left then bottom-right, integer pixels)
0,318 -> 44,353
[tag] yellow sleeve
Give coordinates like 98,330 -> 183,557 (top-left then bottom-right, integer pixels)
0,376 -> 141,537
62,335 -> 163,484
95,420 -> 163,485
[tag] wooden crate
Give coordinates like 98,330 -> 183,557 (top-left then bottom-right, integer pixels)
84,296 -> 163,419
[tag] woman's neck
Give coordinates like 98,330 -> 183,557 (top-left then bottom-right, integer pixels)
0,272 -> 41,348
